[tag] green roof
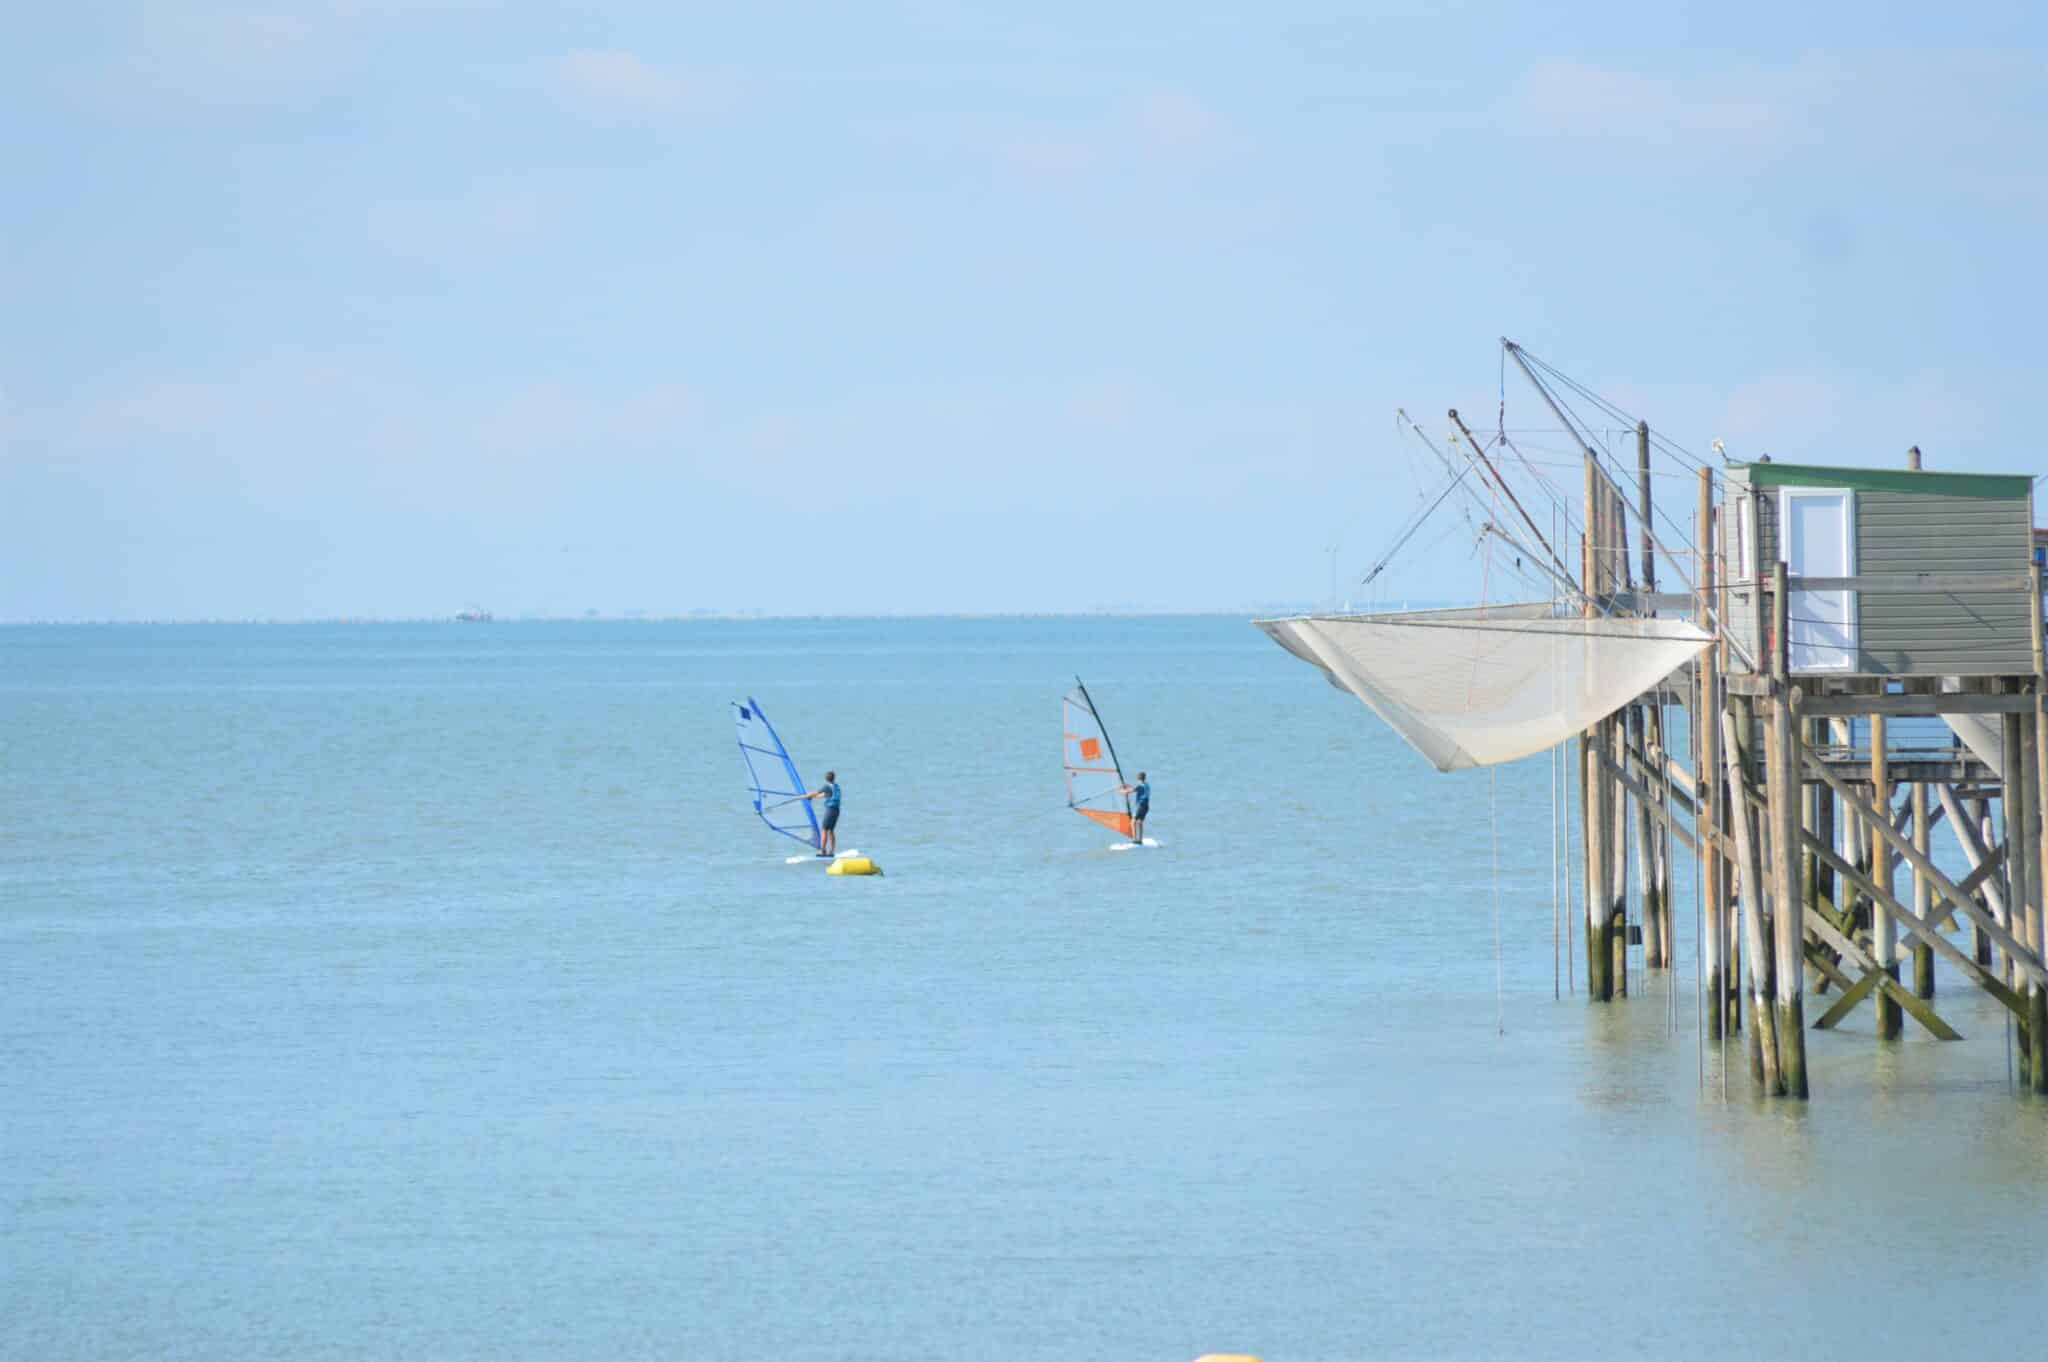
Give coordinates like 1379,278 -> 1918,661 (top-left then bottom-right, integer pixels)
1733,461 -> 2032,500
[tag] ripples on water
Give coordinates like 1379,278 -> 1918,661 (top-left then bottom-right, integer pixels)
3,619 -> 2044,1361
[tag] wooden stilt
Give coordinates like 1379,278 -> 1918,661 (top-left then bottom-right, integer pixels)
1974,799 -> 1997,967
2004,710 -> 2032,1071
1696,469 -> 1724,1036
1611,717 -> 1630,997
2002,710 -> 2025,989
1722,704 -> 1778,1093
1871,714 -> 1901,1039
2028,563 -> 2048,1092
2026,709 -> 2048,1087
1912,783 -> 1935,999
1633,700 -> 1664,969
1766,563 -> 1809,1097
1767,694 -> 1811,1098
1578,462 -> 1611,1005
1584,721 -> 1612,1001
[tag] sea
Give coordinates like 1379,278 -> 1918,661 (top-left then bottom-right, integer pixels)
3,616 -> 2044,1361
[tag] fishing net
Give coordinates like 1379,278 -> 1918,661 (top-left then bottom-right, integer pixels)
1257,603 -> 1712,772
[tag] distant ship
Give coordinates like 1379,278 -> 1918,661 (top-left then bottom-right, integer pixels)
455,605 -> 493,622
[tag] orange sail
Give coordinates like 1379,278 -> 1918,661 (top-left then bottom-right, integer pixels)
1064,677 -> 1134,839
1077,807 -> 1135,839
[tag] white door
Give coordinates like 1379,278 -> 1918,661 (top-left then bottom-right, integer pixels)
1779,487 -> 1857,671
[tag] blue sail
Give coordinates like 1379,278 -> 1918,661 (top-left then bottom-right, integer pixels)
733,697 -> 822,850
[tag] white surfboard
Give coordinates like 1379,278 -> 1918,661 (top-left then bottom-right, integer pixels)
785,848 -> 862,865
1108,838 -> 1163,852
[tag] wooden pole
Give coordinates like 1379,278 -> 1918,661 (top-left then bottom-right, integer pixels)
1612,715 -> 1630,997
1633,702 -> 1663,969
1912,783 -> 1935,999
1975,798 -> 1998,967
1606,468 -> 1628,996
1769,561 -> 1809,1096
1872,714 -> 1901,1039
1582,462 -> 1609,1002
1635,420 -> 1671,968
2002,708 -> 2024,987
2023,561 -> 2039,1097
1724,702 -> 1778,1091
1697,469 -> 1725,1035
2025,707 -> 2045,1082
2003,710 -> 2029,1070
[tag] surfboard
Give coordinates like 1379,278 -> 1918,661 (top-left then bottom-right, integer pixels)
1108,838 -> 1163,852
785,849 -> 863,865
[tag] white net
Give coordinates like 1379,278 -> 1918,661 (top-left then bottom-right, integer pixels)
1256,603 -> 1713,772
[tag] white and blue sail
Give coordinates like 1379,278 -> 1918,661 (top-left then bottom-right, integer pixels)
733,697 -> 821,850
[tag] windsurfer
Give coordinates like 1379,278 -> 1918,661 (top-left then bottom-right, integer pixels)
1124,772 -> 1150,844
802,772 -> 842,856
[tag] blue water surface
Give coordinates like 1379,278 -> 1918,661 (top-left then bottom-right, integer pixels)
3,618 -> 2044,1361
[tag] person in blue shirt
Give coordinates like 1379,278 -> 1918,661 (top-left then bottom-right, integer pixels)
1126,772 -> 1150,845
802,771 -> 842,856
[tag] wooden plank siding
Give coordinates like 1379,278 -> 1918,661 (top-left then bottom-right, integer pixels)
1749,485 -> 2032,676
1856,491 -> 2033,673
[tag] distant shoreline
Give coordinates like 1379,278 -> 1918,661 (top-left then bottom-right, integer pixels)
0,607 -> 1361,627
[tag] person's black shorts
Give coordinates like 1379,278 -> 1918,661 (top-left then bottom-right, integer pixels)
821,806 -> 840,831
1133,804 -> 1149,821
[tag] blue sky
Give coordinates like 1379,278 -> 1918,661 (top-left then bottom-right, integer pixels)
6,1 -> 2047,619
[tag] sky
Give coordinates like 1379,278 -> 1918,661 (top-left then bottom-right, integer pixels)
5,1 -> 2048,619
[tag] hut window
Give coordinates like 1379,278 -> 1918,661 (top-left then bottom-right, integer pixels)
1777,487 -> 1858,671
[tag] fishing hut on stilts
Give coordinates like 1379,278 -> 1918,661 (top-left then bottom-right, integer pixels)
1259,340 -> 2048,1101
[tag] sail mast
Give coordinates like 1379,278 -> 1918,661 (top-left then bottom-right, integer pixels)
1073,676 -> 1132,820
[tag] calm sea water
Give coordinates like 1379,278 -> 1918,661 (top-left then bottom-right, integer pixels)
4,618 -> 2044,1361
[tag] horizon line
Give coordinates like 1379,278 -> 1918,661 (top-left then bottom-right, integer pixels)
0,604 -> 1411,627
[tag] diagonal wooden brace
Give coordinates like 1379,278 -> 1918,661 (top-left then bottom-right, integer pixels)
1806,835 -> 2029,1021
1802,751 -> 2047,989
1800,898 -> 1963,1039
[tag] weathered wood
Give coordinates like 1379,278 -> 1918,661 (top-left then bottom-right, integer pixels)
2002,711 -> 2026,987
1800,752 -> 2048,988
1783,572 -> 2031,593
1698,471 -> 1726,1037
1789,692 -> 2038,718
1812,962 -> 1882,1029
2023,561 -> 2039,1097
1974,799 -> 1997,966
1803,835 -> 2032,1020
1803,905 -> 1963,1041
1584,721 -> 1610,1001
1609,718 -> 1629,998
1912,783 -> 1935,999
1632,704 -> 1664,969
1934,783 -> 2009,928
1766,688 -> 1810,1097
1872,715 -> 1901,1039
1722,706 -> 1779,1091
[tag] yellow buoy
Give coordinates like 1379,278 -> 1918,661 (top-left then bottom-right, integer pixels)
825,855 -> 881,876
